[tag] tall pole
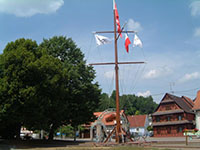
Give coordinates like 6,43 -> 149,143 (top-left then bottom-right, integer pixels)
90,2 -> 145,144
113,8 -> 121,143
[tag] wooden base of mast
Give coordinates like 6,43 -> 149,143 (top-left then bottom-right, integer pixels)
104,125 -> 133,143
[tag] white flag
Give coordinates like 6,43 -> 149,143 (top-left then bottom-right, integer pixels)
94,34 -> 111,46
133,34 -> 143,48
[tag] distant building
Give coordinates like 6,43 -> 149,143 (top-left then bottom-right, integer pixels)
127,115 -> 149,136
152,93 -> 195,137
80,109 -> 129,141
193,91 -> 200,131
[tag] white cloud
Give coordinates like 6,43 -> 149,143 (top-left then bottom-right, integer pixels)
143,66 -> 172,79
190,1 -> 200,16
104,69 -> 127,80
104,71 -> 114,79
179,72 -> 200,83
0,0 -> 64,17
194,27 -> 200,37
143,69 -> 159,79
127,19 -> 143,32
137,90 -> 151,97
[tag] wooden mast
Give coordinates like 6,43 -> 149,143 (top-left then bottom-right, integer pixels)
89,0 -> 145,144
113,6 -> 121,143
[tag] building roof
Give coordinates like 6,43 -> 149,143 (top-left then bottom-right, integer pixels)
193,90 -> 200,110
154,93 -> 194,114
182,96 -> 194,108
171,94 -> 193,113
152,109 -> 184,116
152,120 -> 193,126
127,115 -> 147,128
93,110 -> 125,126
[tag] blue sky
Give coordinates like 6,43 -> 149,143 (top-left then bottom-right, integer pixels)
0,0 -> 200,103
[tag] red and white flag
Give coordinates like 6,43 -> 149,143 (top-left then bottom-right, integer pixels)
125,34 -> 131,53
113,0 -> 122,37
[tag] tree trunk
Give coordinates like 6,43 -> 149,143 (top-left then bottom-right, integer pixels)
15,124 -> 21,140
48,124 -> 55,140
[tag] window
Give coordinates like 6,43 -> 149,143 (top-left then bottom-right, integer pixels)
167,127 -> 171,134
157,129 -> 160,134
156,117 -> 160,122
167,116 -> 171,121
177,127 -> 183,133
136,128 -> 139,131
178,115 -> 182,121
166,106 -> 171,110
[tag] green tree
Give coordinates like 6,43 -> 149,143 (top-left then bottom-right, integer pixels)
96,93 -> 115,112
135,110 -> 140,115
39,36 -> 101,140
26,53 -> 70,140
0,39 -> 41,138
147,125 -> 153,131
0,38 -> 71,139
0,36 -> 101,140
58,125 -> 74,137
96,91 -> 158,116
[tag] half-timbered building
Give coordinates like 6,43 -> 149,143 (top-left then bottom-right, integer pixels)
152,93 -> 195,137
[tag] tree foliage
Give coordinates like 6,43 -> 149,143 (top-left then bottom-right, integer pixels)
97,91 -> 158,115
0,36 -> 101,139
39,36 -> 101,139
0,39 -> 42,138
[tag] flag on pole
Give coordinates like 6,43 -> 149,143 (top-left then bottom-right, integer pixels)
113,0 -> 122,37
133,34 -> 143,48
94,34 -> 111,46
125,34 -> 131,53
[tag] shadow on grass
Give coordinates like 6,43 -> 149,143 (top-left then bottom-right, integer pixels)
0,139 -> 89,149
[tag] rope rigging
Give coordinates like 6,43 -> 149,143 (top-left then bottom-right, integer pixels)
87,30 -> 147,96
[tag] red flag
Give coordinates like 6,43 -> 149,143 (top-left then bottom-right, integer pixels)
125,34 -> 131,53
113,0 -> 122,37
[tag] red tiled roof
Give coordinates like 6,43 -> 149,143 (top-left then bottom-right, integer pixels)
127,115 -> 147,128
152,109 -> 184,116
92,110 -> 125,126
182,96 -> 194,108
193,90 -> 200,110
152,120 -> 193,126
94,112 -> 102,117
155,93 -> 194,114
